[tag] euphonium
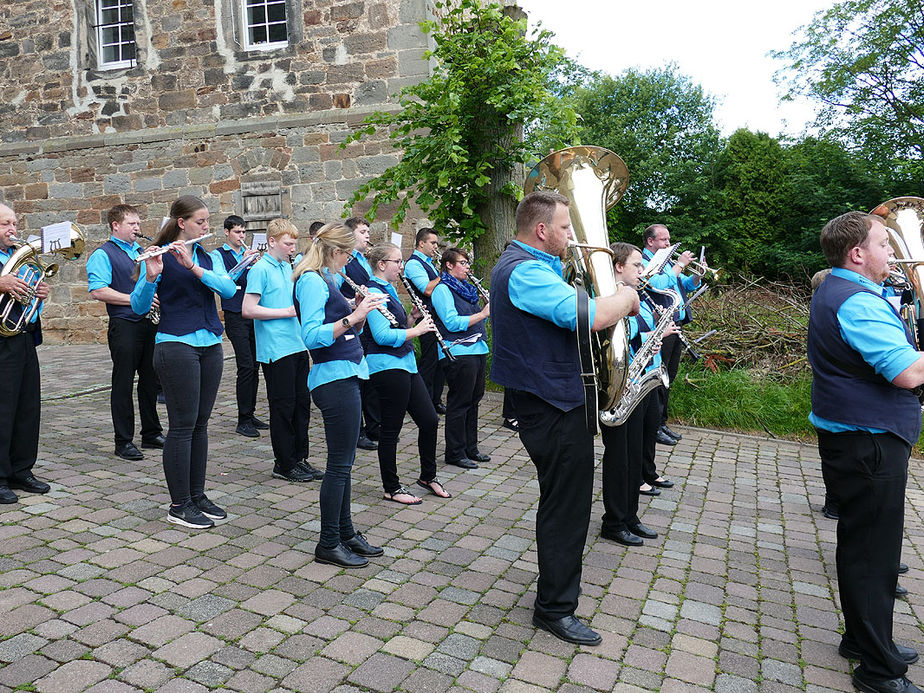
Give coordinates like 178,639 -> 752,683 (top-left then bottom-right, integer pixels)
524,146 -> 631,411
0,224 -> 85,337
600,284 -> 680,426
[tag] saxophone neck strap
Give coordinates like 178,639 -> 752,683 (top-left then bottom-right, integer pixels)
575,286 -> 597,435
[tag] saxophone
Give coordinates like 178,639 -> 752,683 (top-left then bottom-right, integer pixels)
599,284 -> 681,427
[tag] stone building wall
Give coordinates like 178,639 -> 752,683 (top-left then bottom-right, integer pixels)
0,0 -> 435,343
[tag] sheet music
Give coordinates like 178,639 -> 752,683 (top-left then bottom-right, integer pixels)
41,221 -> 72,254
642,243 -> 679,277
390,232 -> 403,248
251,233 -> 267,252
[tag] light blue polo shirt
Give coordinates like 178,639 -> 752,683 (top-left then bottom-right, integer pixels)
365,276 -> 416,375
245,254 -> 306,364
642,248 -> 699,322
404,249 -> 437,294
86,236 -> 142,290
431,283 -> 489,360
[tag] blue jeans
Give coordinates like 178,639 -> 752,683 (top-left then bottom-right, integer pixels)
311,377 -> 361,549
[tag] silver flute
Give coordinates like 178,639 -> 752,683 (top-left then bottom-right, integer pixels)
132,232 -> 160,324
134,233 -> 213,264
397,272 -> 456,362
336,270 -> 400,327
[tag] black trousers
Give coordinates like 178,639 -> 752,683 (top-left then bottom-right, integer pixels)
817,429 -> 909,682
369,368 -> 438,493
224,311 -> 259,424
0,333 -> 40,484
512,389 -> 594,620
360,377 -> 381,440
417,330 -> 445,405
502,388 -> 517,421
657,332 -> 683,425
639,388 -> 663,485
262,351 -> 311,473
601,389 -> 658,534
442,354 -> 486,461
107,317 -> 161,446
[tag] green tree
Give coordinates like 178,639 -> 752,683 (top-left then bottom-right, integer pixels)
773,0 -> 924,162
343,0 -> 579,269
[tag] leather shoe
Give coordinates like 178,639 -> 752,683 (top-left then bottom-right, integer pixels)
0,485 -> 18,504
852,671 -> 922,693
602,528 -> 643,546
532,613 -> 601,646
434,402 -> 446,415
639,484 -> 660,497
447,457 -> 478,469
115,442 -> 144,460
629,523 -> 658,540
9,474 -> 50,494
315,543 -> 368,568
661,424 -> 683,441
899,562 -> 909,574
236,421 -> 260,438
655,430 -> 676,446
344,532 -> 384,557
652,477 -> 674,488
357,434 -> 378,450
467,451 -> 491,463
840,639 -> 919,665
141,434 -> 166,449
896,583 -> 908,598
822,504 -> 839,520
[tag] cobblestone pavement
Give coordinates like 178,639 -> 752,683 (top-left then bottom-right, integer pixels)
2,342 -> 922,692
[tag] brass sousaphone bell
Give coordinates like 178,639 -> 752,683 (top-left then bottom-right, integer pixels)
524,146 -> 631,413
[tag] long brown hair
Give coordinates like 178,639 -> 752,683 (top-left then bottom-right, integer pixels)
155,196 -> 208,246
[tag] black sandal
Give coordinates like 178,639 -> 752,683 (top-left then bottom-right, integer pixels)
383,486 -> 422,505
416,478 -> 451,498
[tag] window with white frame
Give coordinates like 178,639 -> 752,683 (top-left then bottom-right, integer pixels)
95,0 -> 136,69
242,0 -> 289,50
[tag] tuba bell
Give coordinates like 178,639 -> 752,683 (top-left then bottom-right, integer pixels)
0,223 -> 85,337
524,146 -> 630,413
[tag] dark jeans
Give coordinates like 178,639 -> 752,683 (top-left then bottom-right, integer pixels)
512,389 -> 594,620
107,317 -> 161,446
262,351 -> 311,472
312,377 -> 361,549
224,311 -> 259,423
0,333 -> 40,484
657,332 -> 683,425
818,429 -> 909,682
154,342 -> 223,505
369,368 -> 438,493
417,330 -> 445,405
443,354 -> 486,461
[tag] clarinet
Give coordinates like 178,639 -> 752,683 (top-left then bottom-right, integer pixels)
336,270 -> 400,327
397,272 -> 456,362
467,272 -> 490,303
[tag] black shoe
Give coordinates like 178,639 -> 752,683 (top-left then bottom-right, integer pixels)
896,583 -> 908,598
115,442 -> 144,461
661,424 -> 683,441
9,474 -> 50,494
651,477 -> 674,488
315,543 -> 368,568
357,434 -> 378,450
840,640 -> 919,665
503,418 -> 519,432
157,392 -> 166,404
822,504 -> 839,520
602,528 -> 644,546
467,451 -> 491,463
296,460 -> 324,481
852,671 -> 922,693
167,502 -> 214,529
141,434 -> 166,449
900,562 -> 909,574
0,486 -> 18,504
272,464 -> 317,482
629,523 -> 658,540
655,430 -> 677,446
639,484 -> 661,497
193,494 -> 227,521
236,421 -> 260,438
344,532 -> 384,557
434,402 -> 446,415
251,416 -> 269,430
532,613 -> 601,646
446,457 -> 478,470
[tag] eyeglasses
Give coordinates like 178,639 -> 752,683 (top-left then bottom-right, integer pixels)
456,260 -> 471,266
383,258 -> 404,265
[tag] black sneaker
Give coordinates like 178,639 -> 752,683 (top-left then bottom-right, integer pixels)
272,463 -> 316,482
193,494 -> 227,520
251,416 -> 269,430
236,421 -> 260,438
296,460 -> 324,481
167,502 -> 214,529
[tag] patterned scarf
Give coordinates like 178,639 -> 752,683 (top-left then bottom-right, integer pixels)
440,272 -> 479,305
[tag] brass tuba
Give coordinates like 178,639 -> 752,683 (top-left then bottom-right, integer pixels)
0,224 -> 85,337
871,197 -> 924,348
524,146 -> 630,412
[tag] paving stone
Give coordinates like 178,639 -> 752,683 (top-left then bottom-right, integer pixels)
347,652 -> 417,692
0,632 -> 47,662
152,631 -> 223,668
511,651 -> 567,688
35,659 -> 111,692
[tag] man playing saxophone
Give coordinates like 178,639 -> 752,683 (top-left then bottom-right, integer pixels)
490,191 -> 639,646
0,203 -> 51,504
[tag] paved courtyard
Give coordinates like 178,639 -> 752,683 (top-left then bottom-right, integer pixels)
2,342 -> 923,692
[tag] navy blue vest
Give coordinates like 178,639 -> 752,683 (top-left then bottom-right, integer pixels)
156,248 -> 224,337
433,282 -> 484,345
340,253 -> 369,301
808,274 -> 922,445
363,282 -> 414,359
216,247 -> 249,313
295,272 -> 364,365
490,243 -> 583,411
100,241 -> 144,322
405,254 -> 438,311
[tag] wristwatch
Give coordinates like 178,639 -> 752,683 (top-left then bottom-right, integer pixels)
341,317 -> 351,328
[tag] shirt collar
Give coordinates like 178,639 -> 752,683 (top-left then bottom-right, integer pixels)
413,249 -> 435,265
512,239 -> 563,277
831,266 -> 886,294
222,243 -> 246,258
110,236 -> 141,253
264,253 -> 289,269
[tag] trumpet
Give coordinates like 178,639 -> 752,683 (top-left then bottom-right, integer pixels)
467,272 -> 490,303
135,233 -> 213,264
671,250 -> 720,280
336,270 -> 400,327
397,272 -> 455,361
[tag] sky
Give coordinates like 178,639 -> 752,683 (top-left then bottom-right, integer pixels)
515,0 -> 837,138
